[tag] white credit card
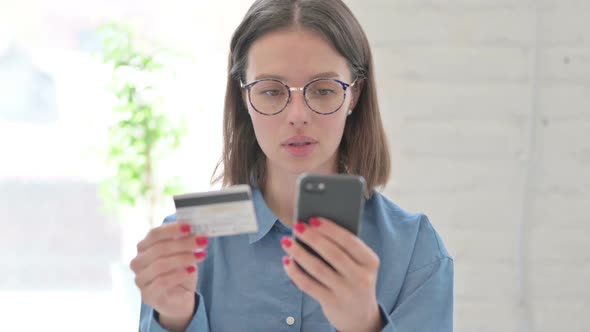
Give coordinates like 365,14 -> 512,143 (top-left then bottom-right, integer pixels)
173,185 -> 259,237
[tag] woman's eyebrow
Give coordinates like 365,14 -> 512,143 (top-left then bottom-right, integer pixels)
253,71 -> 341,81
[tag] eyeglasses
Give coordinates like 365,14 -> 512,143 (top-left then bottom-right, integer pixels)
240,78 -> 357,116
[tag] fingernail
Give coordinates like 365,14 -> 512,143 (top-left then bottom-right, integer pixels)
283,256 -> 291,266
186,266 -> 196,273
294,222 -> 306,234
196,236 -> 209,246
281,236 -> 292,248
194,251 -> 207,260
309,217 -> 321,227
180,224 -> 191,233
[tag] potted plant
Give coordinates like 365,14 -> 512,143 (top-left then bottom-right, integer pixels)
96,22 -> 186,326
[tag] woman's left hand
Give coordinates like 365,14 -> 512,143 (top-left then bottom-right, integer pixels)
281,217 -> 383,332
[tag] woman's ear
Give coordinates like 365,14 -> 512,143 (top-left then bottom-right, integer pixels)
349,79 -> 365,112
241,89 -> 250,113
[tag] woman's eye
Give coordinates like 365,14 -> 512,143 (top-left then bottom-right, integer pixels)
317,89 -> 335,96
261,90 -> 281,97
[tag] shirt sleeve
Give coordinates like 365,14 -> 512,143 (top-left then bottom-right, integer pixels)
139,292 -> 210,332
379,256 -> 454,332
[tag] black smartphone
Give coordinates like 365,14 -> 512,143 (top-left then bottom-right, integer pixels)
293,173 -> 366,270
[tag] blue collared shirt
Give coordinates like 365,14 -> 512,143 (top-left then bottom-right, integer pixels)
139,187 -> 453,331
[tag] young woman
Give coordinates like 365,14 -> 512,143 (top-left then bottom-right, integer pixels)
131,0 -> 453,331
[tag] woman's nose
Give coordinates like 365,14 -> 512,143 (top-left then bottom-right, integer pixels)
285,91 -> 310,126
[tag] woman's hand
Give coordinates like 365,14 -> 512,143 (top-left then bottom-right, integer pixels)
130,222 -> 209,331
281,217 -> 383,332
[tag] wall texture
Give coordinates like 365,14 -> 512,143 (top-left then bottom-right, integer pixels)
345,0 -> 590,331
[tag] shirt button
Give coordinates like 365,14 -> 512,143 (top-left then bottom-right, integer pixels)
286,316 -> 296,326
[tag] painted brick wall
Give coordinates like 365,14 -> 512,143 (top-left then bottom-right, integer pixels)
345,0 -> 590,331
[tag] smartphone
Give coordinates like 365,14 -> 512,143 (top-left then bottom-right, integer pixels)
293,173 -> 366,269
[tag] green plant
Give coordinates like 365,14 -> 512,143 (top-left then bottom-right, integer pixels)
97,22 -> 186,228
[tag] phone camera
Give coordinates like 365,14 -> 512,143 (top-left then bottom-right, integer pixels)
304,182 -> 326,193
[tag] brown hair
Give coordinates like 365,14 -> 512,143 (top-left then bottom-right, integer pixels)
212,0 -> 391,193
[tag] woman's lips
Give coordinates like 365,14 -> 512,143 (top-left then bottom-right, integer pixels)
281,135 -> 318,145
282,142 -> 318,157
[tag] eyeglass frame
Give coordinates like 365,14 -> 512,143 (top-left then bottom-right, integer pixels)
240,77 -> 358,116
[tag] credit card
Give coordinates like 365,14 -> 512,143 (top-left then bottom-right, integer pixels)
173,185 -> 259,237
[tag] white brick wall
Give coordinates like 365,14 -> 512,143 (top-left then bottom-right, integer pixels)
346,0 -> 590,331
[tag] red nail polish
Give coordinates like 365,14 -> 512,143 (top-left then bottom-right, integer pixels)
281,236 -> 292,248
180,224 -> 191,233
196,236 -> 209,246
294,222 -> 306,234
309,217 -> 321,227
186,266 -> 196,273
194,251 -> 207,260
283,256 -> 291,266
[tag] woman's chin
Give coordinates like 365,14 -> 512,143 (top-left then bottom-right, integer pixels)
266,151 -> 338,176
284,160 -> 336,176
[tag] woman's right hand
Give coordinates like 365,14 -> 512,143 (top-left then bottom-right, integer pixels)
130,221 -> 209,330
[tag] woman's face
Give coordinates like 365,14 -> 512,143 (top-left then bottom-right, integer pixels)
244,28 -> 359,177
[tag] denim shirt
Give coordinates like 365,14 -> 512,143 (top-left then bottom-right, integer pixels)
139,187 -> 453,331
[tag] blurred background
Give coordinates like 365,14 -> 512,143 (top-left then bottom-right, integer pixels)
0,0 -> 588,331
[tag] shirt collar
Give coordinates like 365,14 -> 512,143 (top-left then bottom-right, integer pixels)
248,187 -> 279,244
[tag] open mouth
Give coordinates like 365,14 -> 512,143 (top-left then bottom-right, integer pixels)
287,142 -> 313,147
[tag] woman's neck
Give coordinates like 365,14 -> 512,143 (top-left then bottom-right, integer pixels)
262,166 -> 299,227
262,159 -> 338,227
